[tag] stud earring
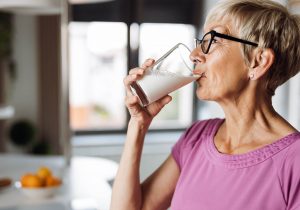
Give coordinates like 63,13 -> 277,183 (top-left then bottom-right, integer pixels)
249,73 -> 255,80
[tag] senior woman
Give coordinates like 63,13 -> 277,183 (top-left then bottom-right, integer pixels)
110,0 -> 300,209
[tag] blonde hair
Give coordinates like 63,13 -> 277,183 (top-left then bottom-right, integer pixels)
206,0 -> 300,96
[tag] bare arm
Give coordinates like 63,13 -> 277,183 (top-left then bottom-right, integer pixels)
110,122 -> 180,210
110,59 -> 180,210
141,155 -> 180,210
110,119 -> 149,210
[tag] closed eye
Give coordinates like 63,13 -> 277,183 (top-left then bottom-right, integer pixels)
212,39 -> 218,44
203,39 -> 210,44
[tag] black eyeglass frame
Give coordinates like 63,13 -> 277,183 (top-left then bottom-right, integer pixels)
195,30 -> 258,54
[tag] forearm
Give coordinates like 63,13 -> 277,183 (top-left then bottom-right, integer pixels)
110,119 -> 150,210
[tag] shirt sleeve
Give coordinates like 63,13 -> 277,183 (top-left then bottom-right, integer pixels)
171,129 -> 188,170
171,119 -> 213,170
280,141 -> 300,210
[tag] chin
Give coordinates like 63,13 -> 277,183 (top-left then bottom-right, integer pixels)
196,91 -> 210,101
196,89 -> 215,101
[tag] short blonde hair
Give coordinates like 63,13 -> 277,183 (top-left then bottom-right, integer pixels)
206,0 -> 300,96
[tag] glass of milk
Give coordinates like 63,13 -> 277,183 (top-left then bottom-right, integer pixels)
130,43 -> 199,107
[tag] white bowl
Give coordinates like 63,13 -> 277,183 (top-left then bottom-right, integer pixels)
15,182 -> 61,199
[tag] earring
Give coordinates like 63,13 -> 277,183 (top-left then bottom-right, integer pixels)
249,73 -> 255,80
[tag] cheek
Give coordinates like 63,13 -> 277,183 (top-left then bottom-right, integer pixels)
195,75 -> 224,100
197,50 -> 248,99
207,54 -> 231,88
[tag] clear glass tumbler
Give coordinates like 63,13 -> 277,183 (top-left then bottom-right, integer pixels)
130,43 -> 199,107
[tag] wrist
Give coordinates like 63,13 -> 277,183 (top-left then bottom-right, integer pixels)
128,118 -> 151,132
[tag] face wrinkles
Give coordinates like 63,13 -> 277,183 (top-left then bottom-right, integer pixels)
193,21 -> 249,102
195,23 -> 235,72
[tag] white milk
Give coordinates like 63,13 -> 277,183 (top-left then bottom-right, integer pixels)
133,70 -> 198,106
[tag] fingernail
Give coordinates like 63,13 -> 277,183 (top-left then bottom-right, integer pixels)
146,59 -> 154,64
164,96 -> 171,104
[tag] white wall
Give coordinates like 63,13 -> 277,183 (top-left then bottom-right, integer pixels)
5,15 -> 38,151
9,15 -> 38,124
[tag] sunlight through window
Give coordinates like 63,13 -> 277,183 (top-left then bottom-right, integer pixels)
69,22 -> 127,130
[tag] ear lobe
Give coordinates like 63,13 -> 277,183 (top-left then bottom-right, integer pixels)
249,48 -> 274,80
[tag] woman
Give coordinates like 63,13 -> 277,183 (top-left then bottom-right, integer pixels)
110,0 -> 300,209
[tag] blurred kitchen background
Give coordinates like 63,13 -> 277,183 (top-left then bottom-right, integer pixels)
0,0 -> 300,180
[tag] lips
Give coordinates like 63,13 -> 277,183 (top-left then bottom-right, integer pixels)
193,68 -> 206,76
192,68 -> 202,75
192,69 -> 206,83
196,72 -> 206,79
200,73 -> 206,78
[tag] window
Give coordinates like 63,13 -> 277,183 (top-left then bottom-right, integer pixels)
69,22 -> 127,130
69,22 -> 197,132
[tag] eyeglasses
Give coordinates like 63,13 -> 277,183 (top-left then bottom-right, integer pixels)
195,30 -> 258,54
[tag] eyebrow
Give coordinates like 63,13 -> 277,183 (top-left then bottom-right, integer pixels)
203,24 -> 232,35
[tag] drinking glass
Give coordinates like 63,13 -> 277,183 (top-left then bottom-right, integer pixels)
130,43 -> 198,107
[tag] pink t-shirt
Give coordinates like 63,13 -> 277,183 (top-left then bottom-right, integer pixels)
171,118 -> 300,210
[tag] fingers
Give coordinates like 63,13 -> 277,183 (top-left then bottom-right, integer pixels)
157,95 -> 172,107
147,95 -> 172,116
123,72 -> 141,95
124,58 -> 155,96
128,67 -> 145,76
124,95 -> 145,117
128,58 -> 154,75
125,94 -> 140,108
141,58 -> 155,69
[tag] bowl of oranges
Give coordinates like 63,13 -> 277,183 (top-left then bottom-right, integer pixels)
16,166 -> 62,199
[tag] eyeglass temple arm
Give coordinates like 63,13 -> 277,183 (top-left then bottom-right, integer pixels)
214,31 -> 258,46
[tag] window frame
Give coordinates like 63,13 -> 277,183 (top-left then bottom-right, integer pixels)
72,22 -> 199,135
70,0 -> 202,135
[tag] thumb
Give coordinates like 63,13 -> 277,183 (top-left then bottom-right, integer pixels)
147,95 -> 172,116
159,95 -> 172,106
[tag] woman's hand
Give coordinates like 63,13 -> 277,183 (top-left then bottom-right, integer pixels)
123,59 -> 172,127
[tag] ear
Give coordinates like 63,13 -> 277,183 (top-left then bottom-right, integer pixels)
248,48 -> 275,80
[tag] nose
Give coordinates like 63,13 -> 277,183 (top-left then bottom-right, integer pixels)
189,47 -> 204,65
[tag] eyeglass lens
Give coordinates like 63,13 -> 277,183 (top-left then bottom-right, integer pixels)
195,32 -> 213,54
201,32 -> 212,54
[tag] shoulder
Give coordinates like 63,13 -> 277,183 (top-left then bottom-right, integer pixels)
278,133 -> 300,209
171,118 -> 223,170
184,118 -> 223,139
282,134 -> 300,168
176,118 -> 223,149
276,133 -> 300,183
274,133 -> 300,171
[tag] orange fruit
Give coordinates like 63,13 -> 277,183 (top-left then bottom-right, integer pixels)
21,174 -> 43,188
37,166 -> 52,180
45,176 -> 61,187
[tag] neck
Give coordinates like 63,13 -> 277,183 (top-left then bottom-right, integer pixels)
216,88 -> 296,151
